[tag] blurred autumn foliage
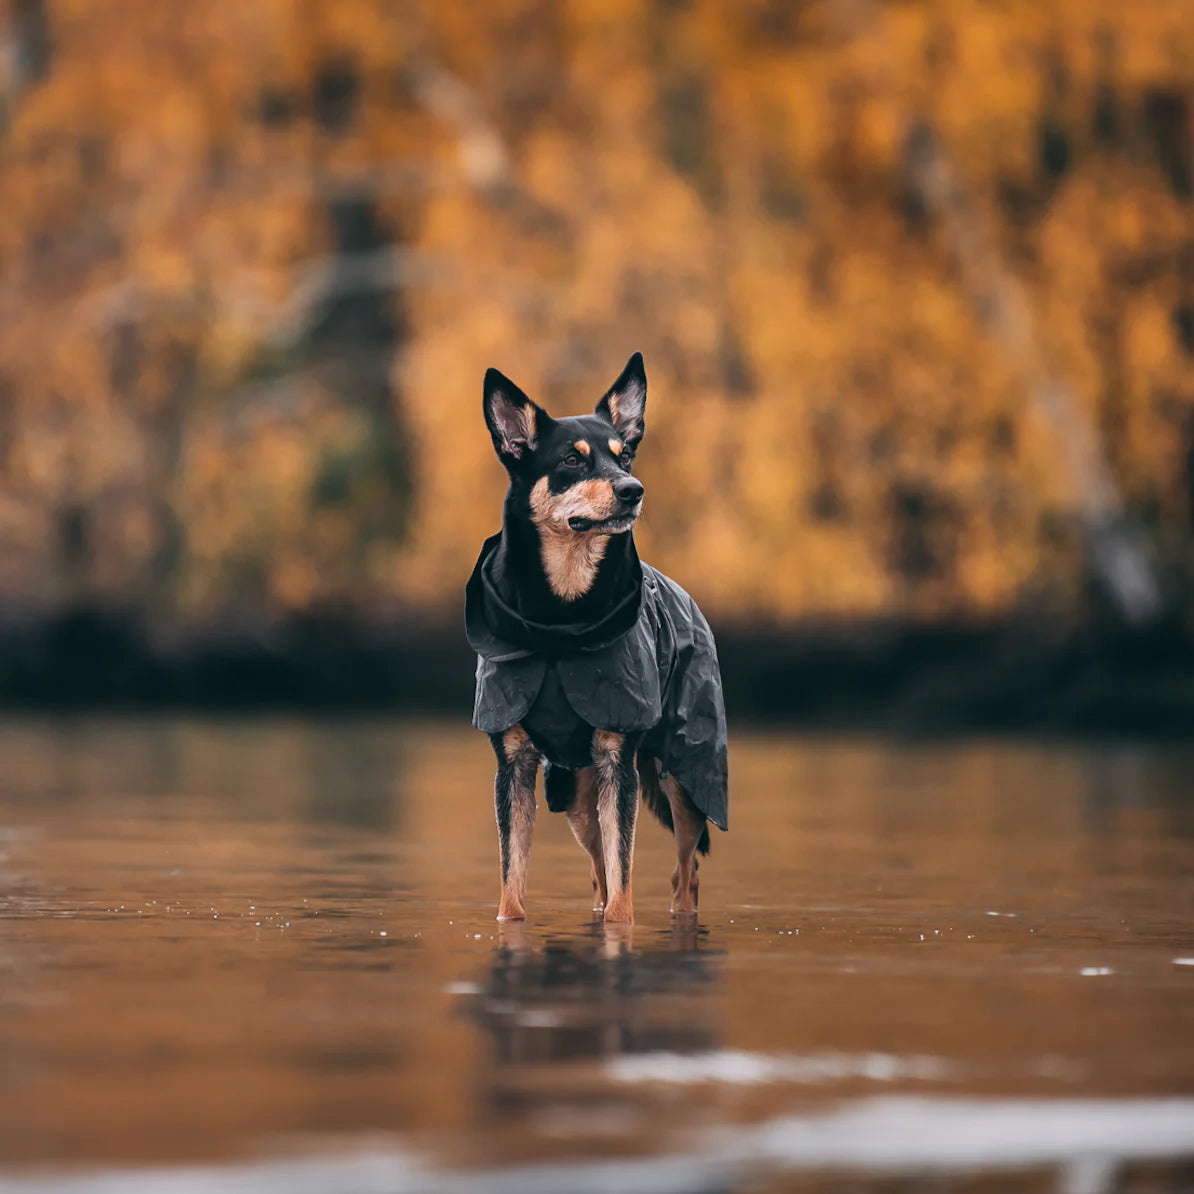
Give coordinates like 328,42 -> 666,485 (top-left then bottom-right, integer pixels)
1,0 -> 1193,637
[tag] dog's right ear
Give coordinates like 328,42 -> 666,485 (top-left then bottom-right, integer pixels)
483,369 -> 545,464
595,351 -> 647,448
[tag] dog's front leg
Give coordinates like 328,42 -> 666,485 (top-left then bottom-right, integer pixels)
490,727 -> 539,921
592,730 -> 642,924
565,768 -> 607,912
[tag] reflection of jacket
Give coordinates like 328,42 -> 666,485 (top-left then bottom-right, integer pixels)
465,533 -> 728,831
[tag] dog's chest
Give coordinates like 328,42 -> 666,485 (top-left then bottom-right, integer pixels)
470,565 -> 671,746
522,663 -> 595,769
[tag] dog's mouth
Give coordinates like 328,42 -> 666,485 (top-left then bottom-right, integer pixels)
568,508 -> 640,534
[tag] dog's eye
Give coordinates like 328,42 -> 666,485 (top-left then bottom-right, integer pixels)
619,450 -> 634,468
561,452 -> 583,468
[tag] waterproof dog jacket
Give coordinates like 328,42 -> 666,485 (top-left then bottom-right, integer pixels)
465,532 -> 729,831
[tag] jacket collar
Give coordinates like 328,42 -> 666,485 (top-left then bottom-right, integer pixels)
465,532 -> 644,660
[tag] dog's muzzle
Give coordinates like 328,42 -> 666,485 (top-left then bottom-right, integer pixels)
568,501 -> 642,534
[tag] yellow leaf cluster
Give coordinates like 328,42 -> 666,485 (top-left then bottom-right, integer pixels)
0,0 -> 1190,627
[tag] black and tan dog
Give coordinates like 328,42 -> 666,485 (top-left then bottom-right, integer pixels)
465,353 -> 728,923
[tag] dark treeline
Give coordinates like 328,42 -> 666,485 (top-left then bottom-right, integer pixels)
3,603 -> 1191,736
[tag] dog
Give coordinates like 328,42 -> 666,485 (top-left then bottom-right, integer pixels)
465,353 -> 728,924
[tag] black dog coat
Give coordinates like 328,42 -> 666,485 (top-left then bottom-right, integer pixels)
465,532 -> 729,831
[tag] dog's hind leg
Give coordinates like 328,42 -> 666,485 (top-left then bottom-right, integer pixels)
664,775 -> 706,916
565,767 -> 607,911
592,730 -> 642,924
490,727 -> 540,921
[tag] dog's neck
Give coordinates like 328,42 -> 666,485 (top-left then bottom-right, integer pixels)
495,491 -> 638,622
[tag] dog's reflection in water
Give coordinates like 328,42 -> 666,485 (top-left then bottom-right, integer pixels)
459,923 -> 727,1176
465,921 -> 723,1070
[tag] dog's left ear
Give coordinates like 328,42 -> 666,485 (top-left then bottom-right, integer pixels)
595,352 -> 647,448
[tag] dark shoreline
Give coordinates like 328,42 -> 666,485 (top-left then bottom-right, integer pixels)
1,603 -> 1192,736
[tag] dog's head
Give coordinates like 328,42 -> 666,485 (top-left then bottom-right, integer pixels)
483,353 -> 647,536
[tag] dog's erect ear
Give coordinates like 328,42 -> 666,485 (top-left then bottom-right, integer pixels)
483,368 -> 547,463
595,352 -> 647,447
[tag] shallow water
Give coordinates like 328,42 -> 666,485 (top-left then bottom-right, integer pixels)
1,719 -> 1193,1192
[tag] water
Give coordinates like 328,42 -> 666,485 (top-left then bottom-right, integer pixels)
1,719 -> 1193,1192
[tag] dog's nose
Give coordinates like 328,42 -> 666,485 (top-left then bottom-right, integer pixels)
613,476 -> 644,506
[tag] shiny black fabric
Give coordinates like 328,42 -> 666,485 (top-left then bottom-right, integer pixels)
465,533 -> 729,831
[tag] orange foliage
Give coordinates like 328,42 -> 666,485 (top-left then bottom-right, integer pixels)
0,0 -> 1191,625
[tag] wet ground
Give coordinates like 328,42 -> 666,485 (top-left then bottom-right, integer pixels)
1,719 -> 1193,1192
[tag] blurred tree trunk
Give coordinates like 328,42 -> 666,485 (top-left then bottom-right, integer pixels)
304,193 -> 414,551
904,123 -> 1161,626
0,0 -> 50,124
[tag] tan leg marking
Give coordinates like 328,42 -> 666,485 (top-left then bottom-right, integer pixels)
498,726 -> 538,921
593,730 -> 636,924
664,774 -> 704,916
565,767 -> 606,910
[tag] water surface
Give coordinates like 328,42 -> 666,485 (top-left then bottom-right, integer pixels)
1,720 -> 1193,1191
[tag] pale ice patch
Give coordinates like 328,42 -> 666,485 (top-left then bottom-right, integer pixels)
608,1049 -> 954,1085
741,1096 -> 1194,1174
1079,967 -> 1113,977
515,1010 -> 563,1029
5,1097 -> 1194,1194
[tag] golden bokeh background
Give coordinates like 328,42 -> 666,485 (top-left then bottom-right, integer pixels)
1,0 -> 1192,634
